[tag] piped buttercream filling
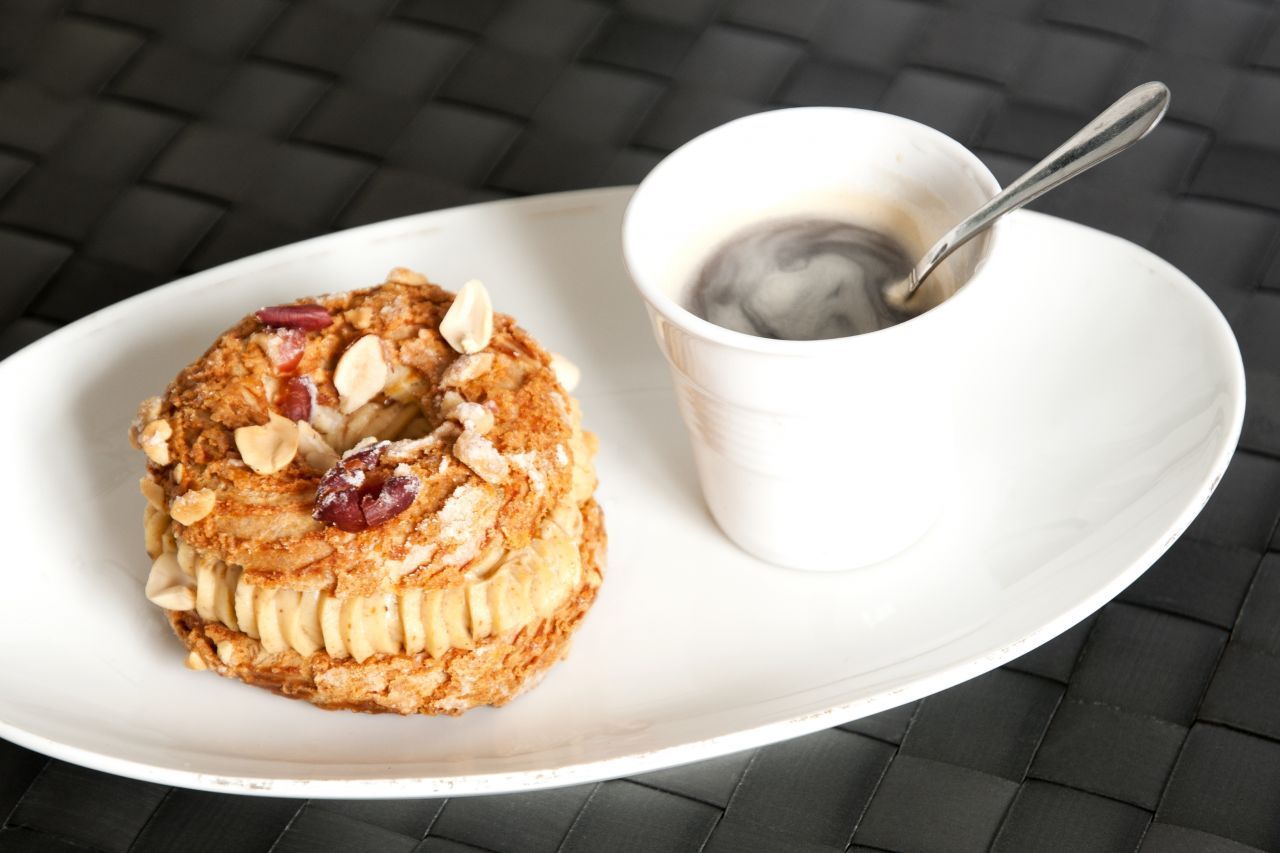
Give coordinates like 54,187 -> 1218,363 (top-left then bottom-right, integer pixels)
145,495 -> 593,664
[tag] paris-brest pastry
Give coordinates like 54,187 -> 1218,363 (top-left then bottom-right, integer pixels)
130,268 -> 604,714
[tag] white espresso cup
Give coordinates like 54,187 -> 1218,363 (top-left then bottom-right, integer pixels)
624,107 -> 1001,571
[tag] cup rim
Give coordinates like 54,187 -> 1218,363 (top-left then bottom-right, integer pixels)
622,106 -> 1002,355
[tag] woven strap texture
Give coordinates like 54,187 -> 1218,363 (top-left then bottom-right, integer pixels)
3,0 -> 1280,851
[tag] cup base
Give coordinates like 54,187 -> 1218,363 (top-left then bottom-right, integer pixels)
707,499 -> 942,572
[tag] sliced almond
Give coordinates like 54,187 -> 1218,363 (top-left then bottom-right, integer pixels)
387,266 -> 428,285
297,421 -> 340,472
185,651 -> 208,670
310,402 -> 344,437
234,413 -> 299,475
129,396 -> 162,448
441,352 -> 494,387
139,419 -> 172,465
170,488 -> 217,525
333,334 -> 387,414
145,551 -> 196,611
347,435 -> 379,455
549,351 -> 581,392
139,477 -> 166,510
454,429 -> 509,484
440,279 -> 493,354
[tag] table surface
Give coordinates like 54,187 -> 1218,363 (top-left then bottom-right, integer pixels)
3,1 -> 1280,851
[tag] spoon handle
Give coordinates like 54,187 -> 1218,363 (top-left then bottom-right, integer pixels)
909,81 -> 1171,294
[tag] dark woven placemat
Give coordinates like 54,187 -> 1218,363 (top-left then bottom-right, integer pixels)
3,0 -> 1280,851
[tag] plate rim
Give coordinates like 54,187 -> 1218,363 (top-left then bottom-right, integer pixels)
0,187 -> 1246,797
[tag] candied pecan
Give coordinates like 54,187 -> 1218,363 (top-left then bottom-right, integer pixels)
255,304 -> 333,330
278,375 -> 315,422
313,441 -> 419,532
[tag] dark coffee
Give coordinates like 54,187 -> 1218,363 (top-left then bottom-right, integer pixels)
685,218 -> 915,340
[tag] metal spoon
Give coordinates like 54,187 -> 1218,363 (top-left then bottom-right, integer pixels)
884,81 -> 1171,310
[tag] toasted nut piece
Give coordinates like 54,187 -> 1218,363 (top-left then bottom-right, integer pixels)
234,413 -> 299,475
440,390 -> 464,417
129,396 -> 162,448
549,351 -> 581,392
441,352 -> 494,387
309,402 -> 344,437
297,421 -> 340,472
139,419 -> 172,465
387,267 -> 428,285
217,640 -> 235,666
333,334 -> 387,414
439,394 -> 495,434
452,401 -> 494,435
278,375 -> 315,422
185,651 -> 208,670
257,327 -> 306,374
344,306 -> 374,330
170,488 -> 217,525
440,279 -> 493,354
382,362 -> 421,403
145,552 -> 195,611
454,429 -> 509,484
347,436 -> 379,455
139,477 -> 166,510
171,462 -> 184,484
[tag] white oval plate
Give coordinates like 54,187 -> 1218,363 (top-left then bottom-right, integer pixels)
0,188 -> 1243,797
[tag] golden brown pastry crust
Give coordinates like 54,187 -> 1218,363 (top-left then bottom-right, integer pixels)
169,499 -> 605,715
146,277 -> 577,598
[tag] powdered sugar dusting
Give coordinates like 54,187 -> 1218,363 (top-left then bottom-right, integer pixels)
435,484 -> 487,545
509,450 -> 546,493
454,430 -> 509,484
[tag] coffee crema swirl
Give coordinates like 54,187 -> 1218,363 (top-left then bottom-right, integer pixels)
686,218 -> 916,340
